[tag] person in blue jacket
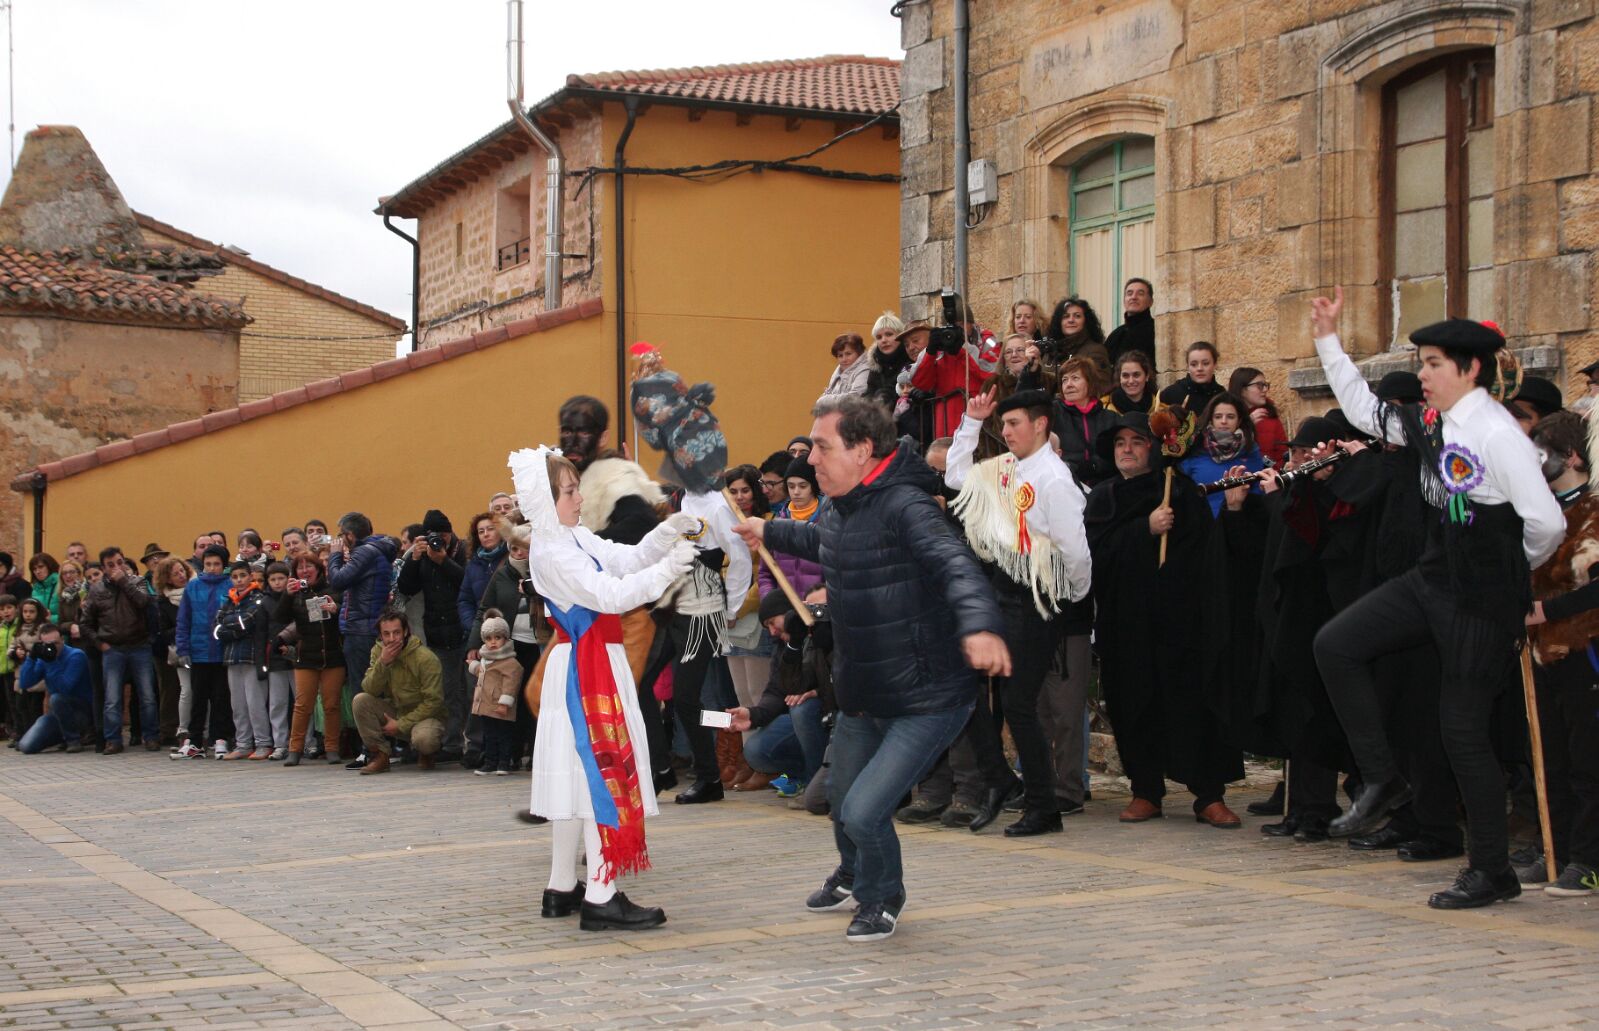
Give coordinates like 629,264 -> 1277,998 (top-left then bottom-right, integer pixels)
1181,392 -> 1268,517
327,512 -> 399,706
176,545 -> 234,756
17,623 -> 93,753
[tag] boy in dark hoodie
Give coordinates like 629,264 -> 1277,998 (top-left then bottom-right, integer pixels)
216,562 -> 272,760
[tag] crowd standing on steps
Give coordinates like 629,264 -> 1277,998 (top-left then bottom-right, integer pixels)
5,280 -> 1598,940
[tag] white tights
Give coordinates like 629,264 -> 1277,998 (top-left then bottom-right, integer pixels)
548,817 -> 617,904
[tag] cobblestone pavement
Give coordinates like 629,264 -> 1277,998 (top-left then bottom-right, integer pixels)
3,750 -> 1598,1030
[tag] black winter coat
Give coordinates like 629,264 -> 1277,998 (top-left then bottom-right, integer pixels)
467,561 -> 545,653
395,537 -> 468,648
764,439 -> 1003,717
1104,309 -> 1155,369
1052,399 -> 1119,489
273,579 -> 345,670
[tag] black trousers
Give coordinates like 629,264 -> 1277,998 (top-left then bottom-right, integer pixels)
512,640 -> 540,765
1538,653 -> 1599,868
1314,568 -> 1512,871
188,662 -> 233,747
668,613 -> 720,784
993,598 -> 1058,813
1287,755 -> 1340,822
1379,644 -> 1463,848
1116,704 -> 1227,812
956,672 -> 1019,796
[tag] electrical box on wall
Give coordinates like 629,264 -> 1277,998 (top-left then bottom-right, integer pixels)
967,159 -> 997,207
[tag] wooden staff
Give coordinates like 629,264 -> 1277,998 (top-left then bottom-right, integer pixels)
1158,466 -> 1175,567
720,488 -> 814,627
1519,644 -> 1557,882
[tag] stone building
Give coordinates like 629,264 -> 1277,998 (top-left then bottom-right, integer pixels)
898,0 -> 1594,419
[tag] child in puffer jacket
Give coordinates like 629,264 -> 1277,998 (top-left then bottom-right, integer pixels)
467,610 -> 523,777
215,562 -> 273,760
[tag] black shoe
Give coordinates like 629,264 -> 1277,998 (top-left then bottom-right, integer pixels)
674,779 -> 724,804
1348,824 -> 1408,851
579,891 -> 666,931
541,885 -> 584,918
969,777 -> 1022,833
653,768 -> 677,794
1398,838 -> 1465,863
846,893 -> 906,943
345,752 -> 368,771
895,801 -> 947,825
805,867 -> 856,912
1001,778 -> 1027,813
1004,809 -> 1063,837
1327,778 -> 1410,839
282,751 -> 301,767
1428,867 -> 1521,910
1247,782 -> 1286,817
1260,815 -> 1300,837
514,809 -> 549,825
1293,817 -> 1331,843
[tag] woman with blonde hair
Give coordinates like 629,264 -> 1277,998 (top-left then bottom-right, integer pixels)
865,311 -> 912,411
1008,299 -> 1045,342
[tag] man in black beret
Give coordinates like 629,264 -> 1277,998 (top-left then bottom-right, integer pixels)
1509,375 -> 1564,434
1308,288 -> 1565,910
944,387 -> 1093,836
1376,371 -> 1424,406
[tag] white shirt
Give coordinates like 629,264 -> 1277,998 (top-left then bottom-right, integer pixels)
945,413 -> 1093,602
1314,333 -> 1564,567
679,490 -> 753,623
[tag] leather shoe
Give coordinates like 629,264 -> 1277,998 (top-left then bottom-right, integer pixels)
968,783 -> 1015,833
359,751 -> 390,775
1428,866 -> 1521,910
1195,802 -> 1242,829
674,780 -> 724,804
417,751 -> 436,771
541,885 -> 584,918
1004,809 -> 1063,837
1260,815 -> 1300,837
1328,778 -> 1411,839
283,751 -> 301,767
103,740 -> 124,755
1397,838 -> 1465,863
1348,824 -> 1408,851
1247,782 -> 1286,816
1119,798 -> 1163,823
579,891 -> 667,931
1293,817 -> 1330,843
653,769 -> 677,794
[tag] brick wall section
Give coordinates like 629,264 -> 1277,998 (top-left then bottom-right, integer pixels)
900,0 -> 1599,426
415,115 -> 604,347
141,226 -> 403,401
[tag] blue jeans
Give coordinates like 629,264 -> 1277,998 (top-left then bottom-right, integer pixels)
744,697 -> 828,784
20,696 -> 91,753
102,646 -> 157,744
829,703 -> 973,906
343,634 -> 376,693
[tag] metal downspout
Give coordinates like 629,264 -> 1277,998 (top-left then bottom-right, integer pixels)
614,97 -> 640,442
382,214 -> 421,351
506,0 -> 566,311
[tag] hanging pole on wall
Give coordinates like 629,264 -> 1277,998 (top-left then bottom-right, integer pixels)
951,0 -> 970,307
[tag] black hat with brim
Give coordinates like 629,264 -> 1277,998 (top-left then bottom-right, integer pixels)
1409,318 -> 1504,356
1375,370 -> 1423,405
1289,416 -> 1339,450
1322,408 -> 1369,443
1094,412 -> 1158,463
1514,375 -> 1563,417
1581,359 -> 1599,379
996,389 -> 1052,417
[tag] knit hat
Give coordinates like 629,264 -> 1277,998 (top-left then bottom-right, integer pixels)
422,509 -> 452,534
787,435 -> 813,451
479,608 -> 511,642
629,343 -> 728,494
784,456 -> 819,495
758,588 -> 795,624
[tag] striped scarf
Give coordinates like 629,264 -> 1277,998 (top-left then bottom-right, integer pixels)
545,599 -> 650,881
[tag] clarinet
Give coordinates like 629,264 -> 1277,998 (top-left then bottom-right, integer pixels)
1199,448 -> 1350,495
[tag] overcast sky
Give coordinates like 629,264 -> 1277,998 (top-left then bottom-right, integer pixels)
6,1 -> 902,349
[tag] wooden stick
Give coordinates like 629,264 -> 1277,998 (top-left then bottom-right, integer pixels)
719,488 -> 814,627
1519,644 -> 1557,882
1158,466 -> 1174,567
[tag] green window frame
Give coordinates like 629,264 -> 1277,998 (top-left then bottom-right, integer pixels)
1068,138 -> 1155,329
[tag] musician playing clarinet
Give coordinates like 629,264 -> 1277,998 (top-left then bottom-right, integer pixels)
1309,287 -> 1565,910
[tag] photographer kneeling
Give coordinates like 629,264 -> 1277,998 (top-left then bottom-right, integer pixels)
17,623 -> 94,754
726,590 -> 833,795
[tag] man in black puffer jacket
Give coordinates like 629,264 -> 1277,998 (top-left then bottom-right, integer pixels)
736,394 -> 1007,945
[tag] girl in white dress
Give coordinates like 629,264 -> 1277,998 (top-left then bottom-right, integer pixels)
508,446 -> 697,932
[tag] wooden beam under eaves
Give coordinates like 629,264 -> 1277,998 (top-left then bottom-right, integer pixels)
785,117 -> 803,132
687,107 -> 706,122
735,111 -> 752,127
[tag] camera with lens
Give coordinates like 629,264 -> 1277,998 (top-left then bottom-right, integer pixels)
30,640 -> 59,663
288,578 -> 309,591
426,531 -> 446,550
927,289 -> 969,357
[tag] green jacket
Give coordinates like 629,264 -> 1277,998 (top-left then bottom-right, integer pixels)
0,622 -> 14,675
361,635 -> 445,736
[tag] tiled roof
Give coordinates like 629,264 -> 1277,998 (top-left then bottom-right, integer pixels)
568,55 -> 901,117
0,246 -> 250,329
9,296 -> 604,492
134,212 -> 406,331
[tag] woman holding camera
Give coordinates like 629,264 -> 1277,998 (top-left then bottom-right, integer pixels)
277,553 -> 345,766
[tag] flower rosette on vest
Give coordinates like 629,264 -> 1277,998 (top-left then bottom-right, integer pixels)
1439,442 -> 1485,526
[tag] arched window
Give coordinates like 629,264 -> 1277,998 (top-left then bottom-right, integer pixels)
1069,137 -> 1155,329
1383,51 -> 1495,343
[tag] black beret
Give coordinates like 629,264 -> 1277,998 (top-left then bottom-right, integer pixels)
996,389 -> 1053,416
1409,318 -> 1504,355
1375,371 -> 1423,405
1322,409 -> 1368,443
1514,376 -> 1563,417
1289,416 -> 1339,450
1094,412 -> 1158,462
1580,359 -> 1599,379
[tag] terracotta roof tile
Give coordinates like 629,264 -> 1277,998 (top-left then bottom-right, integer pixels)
10,296 -> 604,491
568,55 -> 900,117
0,246 -> 250,329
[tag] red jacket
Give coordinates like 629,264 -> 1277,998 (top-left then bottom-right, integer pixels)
910,350 -> 992,439
1252,409 -> 1288,467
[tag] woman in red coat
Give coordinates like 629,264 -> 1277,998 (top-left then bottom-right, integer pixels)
1230,367 -> 1288,467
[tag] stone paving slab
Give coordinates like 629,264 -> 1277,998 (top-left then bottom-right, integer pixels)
3,748 -> 1599,1029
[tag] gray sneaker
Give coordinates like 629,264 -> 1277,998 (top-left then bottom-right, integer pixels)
1545,861 -> 1598,898
846,893 -> 905,943
1511,846 -> 1550,885
805,868 -> 855,912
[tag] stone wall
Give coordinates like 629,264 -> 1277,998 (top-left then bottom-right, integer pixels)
900,0 -> 1599,425
0,315 -> 237,548
415,115 -> 604,347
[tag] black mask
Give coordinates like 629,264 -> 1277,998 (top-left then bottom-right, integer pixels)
559,418 -> 602,469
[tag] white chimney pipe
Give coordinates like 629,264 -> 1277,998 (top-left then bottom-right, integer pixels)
506,0 -> 565,310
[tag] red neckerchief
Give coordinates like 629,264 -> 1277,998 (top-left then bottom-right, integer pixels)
860,451 -> 897,487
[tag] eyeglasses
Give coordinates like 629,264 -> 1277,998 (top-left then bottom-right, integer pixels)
1247,380 -> 1270,390
760,479 -> 784,489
